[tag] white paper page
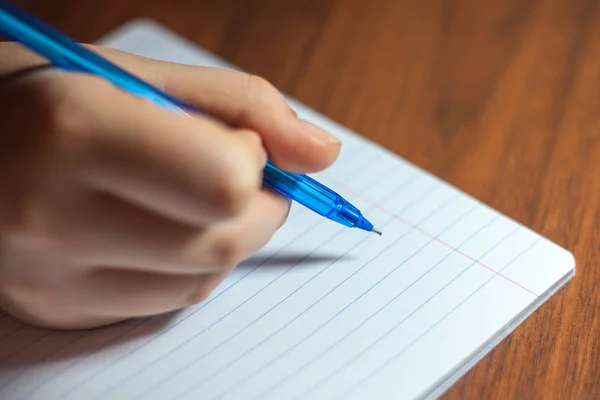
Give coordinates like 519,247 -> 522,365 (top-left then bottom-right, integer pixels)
0,19 -> 575,400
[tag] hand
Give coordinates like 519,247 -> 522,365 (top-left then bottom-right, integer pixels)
0,42 -> 341,330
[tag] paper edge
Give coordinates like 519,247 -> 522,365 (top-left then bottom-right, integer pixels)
423,265 -> 575,400
94,19 -> 578,400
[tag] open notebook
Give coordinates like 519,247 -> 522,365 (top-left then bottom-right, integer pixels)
0,19 -> 575,400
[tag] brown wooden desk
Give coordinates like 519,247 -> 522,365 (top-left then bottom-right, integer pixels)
8,0 -> 599,398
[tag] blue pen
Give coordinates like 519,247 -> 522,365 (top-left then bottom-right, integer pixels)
0,1 -> 382,236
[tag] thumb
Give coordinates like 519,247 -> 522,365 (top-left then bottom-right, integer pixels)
88,46 -> 342,173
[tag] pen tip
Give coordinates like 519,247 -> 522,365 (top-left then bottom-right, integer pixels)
372,228 -> 382,236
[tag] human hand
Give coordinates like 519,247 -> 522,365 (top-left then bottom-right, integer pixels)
0,42 -> 340,329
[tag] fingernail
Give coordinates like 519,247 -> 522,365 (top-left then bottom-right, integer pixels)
299,120 -> 341,145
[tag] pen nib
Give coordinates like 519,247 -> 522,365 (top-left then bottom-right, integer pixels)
372,228 -> 382,236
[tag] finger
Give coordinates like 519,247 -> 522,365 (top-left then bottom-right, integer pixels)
68,187 -> 291,275
75,267 -> 228,321
0,42 -> 50,80
88,45 -> 341,173
15,70 -> 267,225
185,188 -> 292,269
4,268 -> 229,330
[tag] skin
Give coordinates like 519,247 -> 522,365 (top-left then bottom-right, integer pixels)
0,42 -> 341,330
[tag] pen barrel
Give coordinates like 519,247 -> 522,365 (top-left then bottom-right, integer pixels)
263,162 -> 364,229
0,0 -> 375,233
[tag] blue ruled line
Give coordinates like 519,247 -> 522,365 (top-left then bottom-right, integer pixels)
88,165 -> 425,400
338,236 -> 541,399
195,202 -> 479,400
292,220 -> 516,400
162,199 -> 463,399
31,144 -> 390,400
255,212 -> 499,400
127,180 -> 446,400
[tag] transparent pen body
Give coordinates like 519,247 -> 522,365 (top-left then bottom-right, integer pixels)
263,161 -> 373,231
0,1 -> 374,233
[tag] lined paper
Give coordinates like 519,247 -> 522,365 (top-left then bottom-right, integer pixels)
0,20 -> 575,400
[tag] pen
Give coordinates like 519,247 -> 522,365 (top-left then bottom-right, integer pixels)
0,1 -> 382,236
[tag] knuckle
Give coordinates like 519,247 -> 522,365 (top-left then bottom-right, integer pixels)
214,146 -> 261,217
214,176 -> 253,218
0,72 -> 106,145
47,76 -> 105,141
1,74 -> 105,174
49,94 -> 88,139
41,75 -> 120,174
186,274 -> 226,305
14,74 -> 113,149
239,73 -> 284,114
187,282 -> 211,304
211,236 -> 244,267
0,267 -> 63,324
243,73 -> 273,96
236,128 -> 267,165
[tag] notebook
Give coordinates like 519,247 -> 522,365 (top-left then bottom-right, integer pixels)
0,19 -> 575,400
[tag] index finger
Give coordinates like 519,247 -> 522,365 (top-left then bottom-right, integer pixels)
87,46 -> 342,173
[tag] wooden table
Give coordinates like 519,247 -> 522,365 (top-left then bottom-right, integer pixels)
8,0 -> 599,398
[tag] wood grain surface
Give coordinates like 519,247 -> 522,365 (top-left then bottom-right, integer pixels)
6,0 -> 600,398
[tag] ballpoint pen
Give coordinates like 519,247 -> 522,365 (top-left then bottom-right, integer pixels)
0,1 -> 382,236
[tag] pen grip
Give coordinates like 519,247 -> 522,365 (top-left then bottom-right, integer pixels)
262,162 -> 362,229
262,162 -> 337,212
0,0 -> 376,233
